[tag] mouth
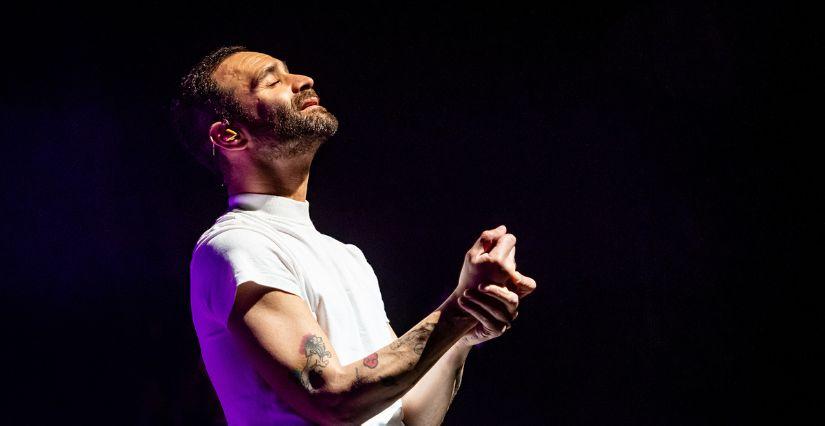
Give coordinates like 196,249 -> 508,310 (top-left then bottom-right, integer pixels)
300,98 -> 320,110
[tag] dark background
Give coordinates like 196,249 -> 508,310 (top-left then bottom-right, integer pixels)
1,1 -> 815,424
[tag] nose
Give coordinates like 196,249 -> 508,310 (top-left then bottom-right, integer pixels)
288,73 -> 314,93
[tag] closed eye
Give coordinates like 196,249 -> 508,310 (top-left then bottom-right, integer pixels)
269,80 -> 281,86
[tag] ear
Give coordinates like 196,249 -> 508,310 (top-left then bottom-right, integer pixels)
209,120 -> 246,151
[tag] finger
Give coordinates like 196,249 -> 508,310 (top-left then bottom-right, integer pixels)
499,269 -> 526,296
458,297 -> 509,335
475,285 -> 519,316
510,272 -> 537,299
497,246 -> 517,286
507,246 -> 516,271
463,288 -> 516,322
457,296 -> 508,333
487,233 -> 516,264
503,267 -> 522,291
473,225 -> 507,253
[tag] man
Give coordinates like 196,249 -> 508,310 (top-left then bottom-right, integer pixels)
172,46 -> 537,425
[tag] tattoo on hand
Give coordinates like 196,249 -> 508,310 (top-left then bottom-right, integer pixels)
297,334 -> 332,392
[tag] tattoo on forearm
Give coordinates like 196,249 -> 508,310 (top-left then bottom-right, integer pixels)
389,322 -> 435,355
296,334 -> 332,392
363,352 -> 379,368
353,323 -> 437,390
353,366 -> 364,388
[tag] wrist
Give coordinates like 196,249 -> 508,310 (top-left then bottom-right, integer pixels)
439,294 -> 476,324
438,295 -> 478,350
447,339 -> 473,359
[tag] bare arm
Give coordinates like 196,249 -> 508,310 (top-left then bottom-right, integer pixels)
229,282 -> 477,424
227,225 -> 522,424
399,254 -> 539,424
395,324 -> 471,426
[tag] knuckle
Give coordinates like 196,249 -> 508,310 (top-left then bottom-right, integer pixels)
517,275 -> 535,288
481,255 -> 498,266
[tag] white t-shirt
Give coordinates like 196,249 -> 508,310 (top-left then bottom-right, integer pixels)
190,193 -> 404,426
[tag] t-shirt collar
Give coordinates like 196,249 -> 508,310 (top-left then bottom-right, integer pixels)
227,193 -> 314,226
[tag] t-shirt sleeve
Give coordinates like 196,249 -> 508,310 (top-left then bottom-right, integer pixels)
190,228 -> 307,326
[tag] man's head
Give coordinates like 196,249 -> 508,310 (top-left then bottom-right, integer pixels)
171,46 -> 338,177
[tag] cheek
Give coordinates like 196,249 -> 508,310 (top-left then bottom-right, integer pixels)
263,95 -> 296,116
253,100 -> 295,125
262,90 -> 294,108
255,101 -> 270,120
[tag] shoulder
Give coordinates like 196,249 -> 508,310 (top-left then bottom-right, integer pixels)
190,219 -> 292,279
344,242 -> 368,262
189,215 -> 302,287
193,211 -> 280,255
343,241 -> 378,276
316,232 -> 369,261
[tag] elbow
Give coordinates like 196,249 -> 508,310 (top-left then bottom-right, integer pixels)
309,369 -> 380,425
298,367 -> 359,425
313,392 -> 355,426
322,393 -> 397,425
325,373 -> 370,425
300,367 -> 401,425
295,388 -> 353,425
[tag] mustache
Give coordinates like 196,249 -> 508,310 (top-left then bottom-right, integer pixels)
293,89 -> 320,110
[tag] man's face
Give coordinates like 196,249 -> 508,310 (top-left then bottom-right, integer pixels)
211,51 -> 338,158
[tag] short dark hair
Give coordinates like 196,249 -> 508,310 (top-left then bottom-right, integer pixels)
170,45 -> 249,176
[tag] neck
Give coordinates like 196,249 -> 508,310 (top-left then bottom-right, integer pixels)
225,151 -> 314,202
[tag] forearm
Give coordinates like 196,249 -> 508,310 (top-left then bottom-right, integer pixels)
401,342 -> 471,425
329,298 -> 475,424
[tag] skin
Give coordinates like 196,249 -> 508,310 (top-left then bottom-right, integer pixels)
211,51 -> 538,424
209,51 -> 326,201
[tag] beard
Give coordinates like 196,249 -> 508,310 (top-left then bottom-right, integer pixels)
244,90 -> 339,160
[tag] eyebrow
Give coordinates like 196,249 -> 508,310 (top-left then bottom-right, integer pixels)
250,61 -> 289,90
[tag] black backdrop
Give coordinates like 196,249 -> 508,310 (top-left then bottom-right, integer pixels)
1,2 -> 814,424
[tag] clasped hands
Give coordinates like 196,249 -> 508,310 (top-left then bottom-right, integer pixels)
454,225 -> 537,347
